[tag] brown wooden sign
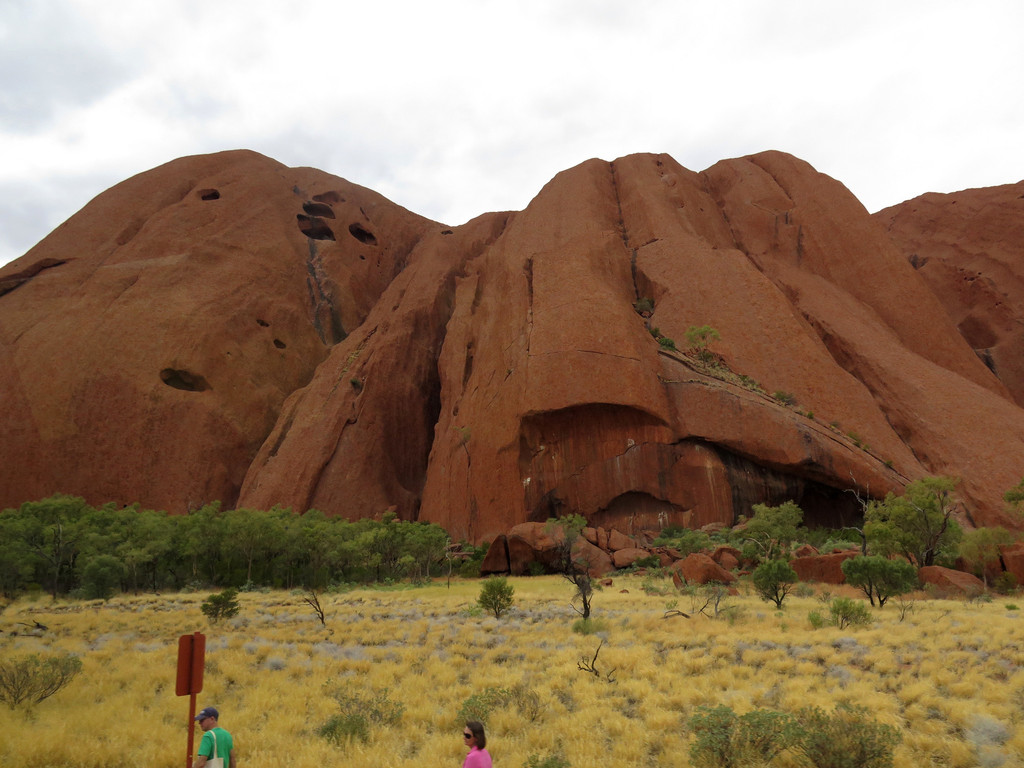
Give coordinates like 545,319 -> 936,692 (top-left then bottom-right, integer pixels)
176,632 -> 205,696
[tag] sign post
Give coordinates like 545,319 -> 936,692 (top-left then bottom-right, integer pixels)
176,632 -> 206,768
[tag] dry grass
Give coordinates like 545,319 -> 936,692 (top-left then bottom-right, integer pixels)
1,577 -> 1023,768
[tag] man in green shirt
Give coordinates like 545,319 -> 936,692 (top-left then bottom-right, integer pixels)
193,706 -> 236,768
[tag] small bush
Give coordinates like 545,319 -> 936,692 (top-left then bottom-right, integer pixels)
794,703 -> 900,768
772,391 -> 796,406
829,597 -> 872,628
459,683 -> 544,723
201,588 -> 241,623
688,704 -> 800,767
572,616 -> 609,635
0,653 -> 83,709
752,560 -> 799,609
524,753 -> 570,768
994,572 -> 1018,594
633,297 -> 654,314
658,336 -> 677,351
319,686 -> 404,745
478,576 -> 515,618
807,610 -> 825,630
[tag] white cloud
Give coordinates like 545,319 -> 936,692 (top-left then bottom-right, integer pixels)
1,0 -> 1022,266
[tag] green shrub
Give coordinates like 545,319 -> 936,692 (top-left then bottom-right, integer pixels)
752,560 -> 799,609
688,704 -> 800,767
794,703 -> 900,768
807,610 -> 825,630
319,686 -> 404,745
772,391 -> 796,406
524,753 -> 570,768
633,297 -> 654,314
658,336 -> 677,351
80,554 -> 124,600
201,588 -> 240,623
994,572 -> 1018,594
0,653 -> 83,710
458,683 -> 544,723
478,576 -> 515,618
829,597 -> 872,628
572,616 -> 609,635
841,556 -> 918,607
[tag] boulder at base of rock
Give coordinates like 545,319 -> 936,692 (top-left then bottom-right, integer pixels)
671,553 -> 736,585
999,543 -> 1024,586
791,550 -> 858,584
607,529 -> 639,551
480,535 -> 510,575
612,547 -> 650,569
711,545 -> 742,571
918,566 -> 985,596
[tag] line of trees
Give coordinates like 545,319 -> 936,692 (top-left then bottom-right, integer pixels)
0,495 -> 457,600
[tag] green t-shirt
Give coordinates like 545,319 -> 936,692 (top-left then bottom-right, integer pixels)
199,727 -> 233,767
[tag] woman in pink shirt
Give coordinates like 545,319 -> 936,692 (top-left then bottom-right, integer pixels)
462,721 -> 492,768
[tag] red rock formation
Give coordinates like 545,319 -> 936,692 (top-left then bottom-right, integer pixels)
875,182 -> 1024,407
0,150 -> 436,513
918,565 -> 986,596
2,149 -> 1023,543
791,550 -> 858,584
670,553 -> 737,585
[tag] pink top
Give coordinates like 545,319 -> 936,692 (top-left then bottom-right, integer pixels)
464,746 -> 492,768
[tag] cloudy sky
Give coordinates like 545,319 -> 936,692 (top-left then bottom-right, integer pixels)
1,0 -> 1022,268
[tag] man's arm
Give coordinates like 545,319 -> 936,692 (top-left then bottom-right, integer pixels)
192,756 -> 208,768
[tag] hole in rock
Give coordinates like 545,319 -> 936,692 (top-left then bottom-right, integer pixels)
256,318 -> 269,327
359,254 -> 365,260
441,229 -> 454,235
273,339 -> 286,349
303,201 -> 335,218
297,215 -> 336,240
313,191 -> 345,204
197,189 -> 220,201
160,368 -> 209,392
348,223 -> 377,245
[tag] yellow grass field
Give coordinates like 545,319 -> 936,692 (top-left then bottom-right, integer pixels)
2,576 -> 1023,768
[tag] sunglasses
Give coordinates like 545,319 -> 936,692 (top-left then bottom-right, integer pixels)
463,732 -> 473,738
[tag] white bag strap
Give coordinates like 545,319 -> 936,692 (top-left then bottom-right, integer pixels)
210,728 -> 218,759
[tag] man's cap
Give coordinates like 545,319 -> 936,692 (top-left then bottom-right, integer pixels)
195,706 -> 219,721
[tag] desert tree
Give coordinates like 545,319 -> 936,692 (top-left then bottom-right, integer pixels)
752,559 -> 799,609
840,556 -> 918,607
545,515 -> 595,619
865,476 -> 962,567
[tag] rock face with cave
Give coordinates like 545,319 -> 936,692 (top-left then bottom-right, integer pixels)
2,149 -> 1023,542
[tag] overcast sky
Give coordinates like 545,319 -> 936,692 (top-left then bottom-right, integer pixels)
1,0 -> 1022,268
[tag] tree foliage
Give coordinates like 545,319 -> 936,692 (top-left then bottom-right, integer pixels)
478,576 -> 515,618
959,526 -> 1015,585
201,588 -> 241,623
0,495 -> 453,597
744,501 -> 805,562
0,653 -> 83,710
864,476 -> 963,566
752,559 -> 798,609
840,556 -> 918,607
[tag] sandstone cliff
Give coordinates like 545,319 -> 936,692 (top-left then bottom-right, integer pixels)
2,150 -> 1022,540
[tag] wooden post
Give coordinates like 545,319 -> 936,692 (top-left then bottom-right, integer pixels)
176,632 -> 206,768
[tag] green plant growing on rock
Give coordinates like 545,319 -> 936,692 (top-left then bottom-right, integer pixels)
686,325 -> 721,365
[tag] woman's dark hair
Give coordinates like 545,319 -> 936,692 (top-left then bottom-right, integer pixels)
466,720 -> 486,749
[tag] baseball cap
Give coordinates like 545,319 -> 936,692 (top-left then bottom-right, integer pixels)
195,707 -> 219,721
